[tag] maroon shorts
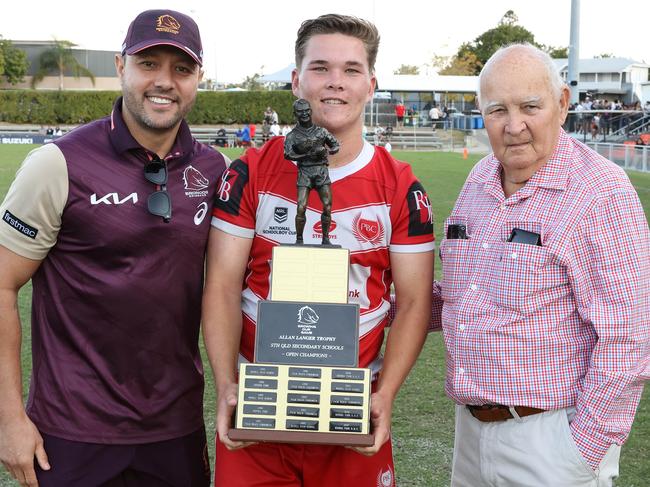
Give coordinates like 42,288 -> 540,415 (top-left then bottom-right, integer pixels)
36,428 -> 210,487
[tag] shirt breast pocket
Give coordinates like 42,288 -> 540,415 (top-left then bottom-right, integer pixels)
493,242 -> 551,314
440,238 -> 473,302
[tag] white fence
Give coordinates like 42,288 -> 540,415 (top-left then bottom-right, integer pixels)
587,142 -> 650,172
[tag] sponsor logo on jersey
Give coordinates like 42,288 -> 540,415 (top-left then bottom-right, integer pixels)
216,159 -> 249,215
183,165 -> 209,197
352,213 -> 384,245
274,207 -> 288,223
312,219 -> 338,240
3,210 -> 38,239
194,202 -> 209,225
407,181 -> 434,237
90,192 -> 138,205
377,466 -> 394,487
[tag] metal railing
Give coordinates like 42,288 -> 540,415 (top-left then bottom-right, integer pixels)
564,110 -> 649,143
586,142 -> 650,172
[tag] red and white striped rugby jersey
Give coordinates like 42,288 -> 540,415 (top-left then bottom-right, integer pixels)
212,138 -> 434,369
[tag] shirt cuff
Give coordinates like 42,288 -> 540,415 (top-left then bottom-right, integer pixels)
569,415 -> 613,471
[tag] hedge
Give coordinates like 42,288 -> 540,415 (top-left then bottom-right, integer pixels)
0,90 -> 297,125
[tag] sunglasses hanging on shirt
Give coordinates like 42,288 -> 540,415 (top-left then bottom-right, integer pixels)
144,155 -> 172,223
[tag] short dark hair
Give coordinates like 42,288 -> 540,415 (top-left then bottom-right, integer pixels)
293,99 -> 310,110
295,14 -> 380,73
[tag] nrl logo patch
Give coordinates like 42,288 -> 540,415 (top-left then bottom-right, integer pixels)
274,207 -> 288,223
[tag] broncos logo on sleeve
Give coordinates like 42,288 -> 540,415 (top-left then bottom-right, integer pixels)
215,158 -> 249,215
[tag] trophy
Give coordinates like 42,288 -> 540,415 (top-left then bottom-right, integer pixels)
228,100 -> 373,446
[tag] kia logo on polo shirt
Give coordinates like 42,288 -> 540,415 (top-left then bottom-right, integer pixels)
90,192 -> 138,205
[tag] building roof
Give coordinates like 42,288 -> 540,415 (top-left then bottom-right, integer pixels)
554,57 -> 649,73
260,64 -> 295,83
375,73 -> 478,92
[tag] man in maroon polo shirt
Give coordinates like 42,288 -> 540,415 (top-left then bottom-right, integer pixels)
0,9 -> 226,487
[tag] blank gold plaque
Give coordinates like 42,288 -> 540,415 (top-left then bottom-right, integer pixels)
270,246 -> 349,304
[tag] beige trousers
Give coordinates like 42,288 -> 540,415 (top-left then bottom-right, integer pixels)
451,405 -> 621,487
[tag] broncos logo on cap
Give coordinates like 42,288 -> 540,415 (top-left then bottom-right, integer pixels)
156,15 -> 181,34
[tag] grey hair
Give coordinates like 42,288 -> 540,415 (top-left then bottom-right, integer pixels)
477,43 -> 566,111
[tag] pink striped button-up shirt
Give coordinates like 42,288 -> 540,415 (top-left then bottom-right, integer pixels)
437,129 -> 650,469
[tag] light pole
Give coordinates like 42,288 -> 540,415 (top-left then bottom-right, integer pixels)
568,0 -> 580,104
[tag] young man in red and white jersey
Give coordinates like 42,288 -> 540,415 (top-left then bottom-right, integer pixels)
202,13 -> 434,487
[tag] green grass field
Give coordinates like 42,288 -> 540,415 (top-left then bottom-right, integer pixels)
1,145 -> 649,486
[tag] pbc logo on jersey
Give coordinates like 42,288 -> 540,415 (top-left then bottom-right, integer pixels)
274,207 -> 288,223
407,181 -> 433,237
352,213 -> 384,245
216,159 -> 249,215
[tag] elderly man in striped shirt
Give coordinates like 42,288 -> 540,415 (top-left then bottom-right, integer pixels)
436,44 -> 650,486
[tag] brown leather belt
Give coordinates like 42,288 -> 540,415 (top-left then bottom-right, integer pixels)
466,404 -> 546,422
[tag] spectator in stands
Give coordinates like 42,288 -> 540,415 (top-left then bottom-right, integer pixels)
53,127 -> 62,136
214,128 -> 228,147
394,101 -> 405,127
240,124 -> 252,148
442,106 -> 451,129
373,125 -> 384,145
591,113 -> 600,140
429,104 -> 442,132
249,123 -> 256,147
261,118 -> 271,143
270,120 -> 280,137
263,106 -> 274,124
46,126 -> 54,135
384,124 -> 393,141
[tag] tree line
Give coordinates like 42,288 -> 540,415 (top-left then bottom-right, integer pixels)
394,10 -> 570,76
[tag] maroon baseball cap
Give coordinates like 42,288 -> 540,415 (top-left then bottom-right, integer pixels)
122,9 -> 203,66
